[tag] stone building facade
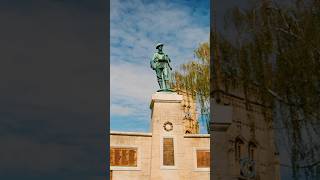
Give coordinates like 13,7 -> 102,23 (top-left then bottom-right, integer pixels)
211,85 -> 281,180
110,92 -> 210,180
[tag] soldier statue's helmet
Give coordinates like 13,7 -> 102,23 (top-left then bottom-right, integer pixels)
156,43 -> 164,49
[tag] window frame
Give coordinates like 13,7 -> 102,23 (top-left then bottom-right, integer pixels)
235,137 -> 244,162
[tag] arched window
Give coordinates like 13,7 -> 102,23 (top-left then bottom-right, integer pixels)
235,137 -> 244,161
248,142 -> 257,161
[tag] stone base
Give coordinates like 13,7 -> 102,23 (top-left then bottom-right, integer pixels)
150,92 -> 183,109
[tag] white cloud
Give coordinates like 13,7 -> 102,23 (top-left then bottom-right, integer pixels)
110,62 -> 157,103
110,0 -> 209,65
110,0 -> 209,130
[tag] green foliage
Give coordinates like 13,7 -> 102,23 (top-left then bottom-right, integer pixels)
216,0 -> 320,179
176,0 -> 320,178
173,42 -> 210,133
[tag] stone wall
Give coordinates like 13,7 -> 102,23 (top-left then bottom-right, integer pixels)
110,132 -> 210,180
183,134 -> 210,179
211,88 -> 280,180
110,131 -> 152,180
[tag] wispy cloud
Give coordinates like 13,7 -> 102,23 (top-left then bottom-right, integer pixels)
110,104 -> 135,116
110,62 -> 156,103
110,0 -> 209,132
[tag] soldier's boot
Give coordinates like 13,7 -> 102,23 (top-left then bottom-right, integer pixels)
158,79 -> 163,90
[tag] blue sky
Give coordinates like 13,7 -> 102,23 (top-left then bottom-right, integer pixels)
110,0 -> 210,133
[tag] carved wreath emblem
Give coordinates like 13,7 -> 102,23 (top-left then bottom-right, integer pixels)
163,121 -> 173,132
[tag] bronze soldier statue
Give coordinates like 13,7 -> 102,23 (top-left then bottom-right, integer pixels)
150,43 -> 173,92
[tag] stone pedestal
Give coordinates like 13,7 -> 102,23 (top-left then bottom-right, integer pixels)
149,92 -> 184,180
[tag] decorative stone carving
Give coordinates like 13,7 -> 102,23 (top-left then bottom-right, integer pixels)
163,121 -> 173,132
240,157 -> 256,178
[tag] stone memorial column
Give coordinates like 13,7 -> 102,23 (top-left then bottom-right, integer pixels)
149,92 -> 185,180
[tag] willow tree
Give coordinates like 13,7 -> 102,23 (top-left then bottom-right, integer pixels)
173,42 -> 210,133
215,0 -> 320,179
175,0 -> 320,179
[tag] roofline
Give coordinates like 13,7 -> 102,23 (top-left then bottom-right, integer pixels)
184,134 -> 210,138
110,131 -> 152,137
